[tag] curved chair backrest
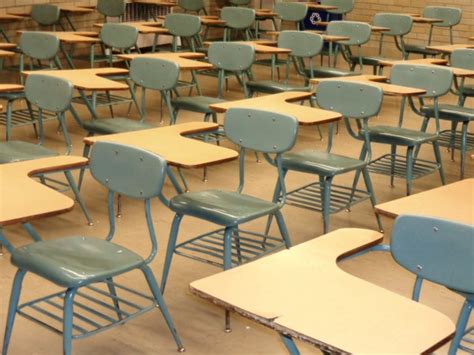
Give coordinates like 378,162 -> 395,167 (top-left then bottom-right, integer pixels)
320,0 -> 354,15
373,13 -> 413,36
31,4 -> 60,26
100,24 -> 139,50
225,108 -> 298,153
130,57 -> 180,91
97,0 -> 126,18
390,64 -> 453,99
20,32 -> 60,60
423,6 -> 462,27
25,74 -> 73,113
391,215 -> 474,294
90,141 -> 168,199
274,2 -> 308,22
208,42 -> 255,72
327,21 -> 371,46
165,13 -> 201,37
221,7 -> 255,29
228,0 -> 251,6
178,0 -> 206,12
316,81 -> 383,119
451,49 -> 474,70
278,31 -> 323,57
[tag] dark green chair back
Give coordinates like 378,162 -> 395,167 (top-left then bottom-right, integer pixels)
320,0 -> 354,15
208,42 -> 255,71
278,31 -> 323,57
130,57 -> 179,91
100,23 -> 139,50
373,13 -> 413,36
451,49 -> 474,71
178,0 -> 206,13
424,6 -> 462,28
274,2 -> 308,22
97,0 -> 126,19
25,74 -> 73,113
19,32 -> 60,60
221,7 -> 255,29
228,0 -> 251,6
165,13 -> 201,37
327,21 -> 371,46
31,4 -> 60,26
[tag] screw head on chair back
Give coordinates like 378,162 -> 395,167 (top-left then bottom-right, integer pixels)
221,7 -> 255,29
97,0 -> 126,18
90,141 -> 168,199
130,57 -> 180,91
165,13 -> 201,37
316,81 -> 383,119
391,214 -> 474,294
100,24 -> 139,50
178,0 -> 205,13
320,0 -> 355,15
373,13 -> 413,36
274,2 -> 308,22
224,108 -> 298,153
20,32 -> 60,60
208,42 -> 255,71
278,31 -> 324,57
25,74 -> 74,113
327,21 -> 372,46
423,6 -> 462,28
31,4 -> 60,26
390,64 -> 453,98
451,49 -> 474,71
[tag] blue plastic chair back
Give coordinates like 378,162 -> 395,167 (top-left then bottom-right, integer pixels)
278,31 -> 323,57
90,141 -> 168,199
130,57 -> 180,90
25,74 -> 73,113
316,81 -> 383,118
451,49 -> 474,71
373,13 -> 413,36
423,6 -> 462,27
327,21 -> 371,46
391,215 -> 474,294
31,4 -> 60,26
225,108 -> 298,153
221,7 -> 255,29
274,2 -> 308,22
97,0 -> 126,18
320,0 -> 354,15
208,42 -> 255,71
19,32 -> 60,60
390,64 -> 453,98
100,24 -> 139,50
165,13 -> 201,37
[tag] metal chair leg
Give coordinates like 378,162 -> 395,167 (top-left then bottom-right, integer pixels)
321,176 -> 333,234
281,334 -> 300,355
412,275 -> 423,301
64,170 -> 93,226
63,288 -> 78,355
223,226 -> 233,333
433,141 -> 446,185
78,143 -> 91,191
161,214 -> 183,292
448,299 -> 473,355
460,122 -> 468,180
274,210 -> 292,248
390,144 -> 397,187
406,146 -> 414,195
361,167 -> 383,232
106,278 -> 123,321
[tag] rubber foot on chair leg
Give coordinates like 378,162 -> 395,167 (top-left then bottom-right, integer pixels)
178,347 -> 186,352
88,222 -> 94,226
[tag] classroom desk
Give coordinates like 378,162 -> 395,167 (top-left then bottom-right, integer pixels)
190,228 -> 455,354
0,156 -> 88,253
375,178 -> 474,225
0,49 -> 15,58
0,14 -> 27,42
378,58 -> 474,78
425,43 -> 474,54
0,42 -> 17,50
0,84 -> 23,93
305,3 -> 338,11
210,91 -> 341,126
118,51 -> 213,70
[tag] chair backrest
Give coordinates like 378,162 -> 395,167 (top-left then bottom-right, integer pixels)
225,108 -> 298,153
100,24 -> 139,50
130,57 -> 180,91
320,0 -> 354,15
165,13 -> 201,37
178,0 -> 205,12
31,4 -> 60,26
423,6 -> 462,28
327,21 -> 371,46
228,0 -> 251,6
316,81 -> 383,119
451,49 -> 474,71
208,42 -> 255,72
390,64 -> 453,98
274,2 -> 308,22
278,31 -> 323,58
90,141 -> 168,199
221,7 -> 255,29
373,13 -> 413,36
97,0 -> 126,18
391,214 -> 474,294
20,32 -> 60,60
25,74 -> 73,113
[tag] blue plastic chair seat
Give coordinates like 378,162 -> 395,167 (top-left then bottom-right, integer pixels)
83,118 -> 154,135
305,67 -> 356,78
404,44 -> 439,56
246,80 -> 309,94
171,96 -> 226,114
282,150 -> 366,176
367,125 -> 438,146
170,189 -> 279,226
0,141 -> 58,163
421,104 -> 474,122
11,236 -> 144,288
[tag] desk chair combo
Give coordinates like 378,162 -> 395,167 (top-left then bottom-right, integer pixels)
2,141 -> 184,355
221,7 -> 256,41
177,0 -> 208,15
30,4 -> 64,31
273,2 -> 307,31
96,0 -> 127,22
320,0 -> 355,22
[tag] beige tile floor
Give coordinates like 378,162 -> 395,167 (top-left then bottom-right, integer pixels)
0,57 -> 472,354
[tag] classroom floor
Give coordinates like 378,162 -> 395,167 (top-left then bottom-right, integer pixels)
0,59 -> 472,354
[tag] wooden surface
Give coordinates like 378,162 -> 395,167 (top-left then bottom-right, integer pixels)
306,3 -> 338,10
118,51 -> 213,70
132,0 -> 177,6
190,228 -> 455,353
376,178 -> 474,225
412,16 -> 443,24
426,43 -> 474,54
94,22 -> 169,34
310,75 -> 427,96
470,36 -> 474,41
0,43 -> 17,50
0,14 -> 28,22
0,49 -> 14,58
265,31 -> 349,42
200,18 -> 226,26
378,58 -> 474,77
0,84 -> 23,93
370,25 -> 391,32
22,68 -> 129,91
17,30 -> 100,44
203,40 -> 291,54
57,5 -> 95,13
0,156 -> 88,227
210,92 -> 341,126
84,122 -> 238,168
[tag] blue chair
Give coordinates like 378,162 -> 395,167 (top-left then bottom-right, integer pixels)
2,141 -> 185,355
391,214 -> 474,354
